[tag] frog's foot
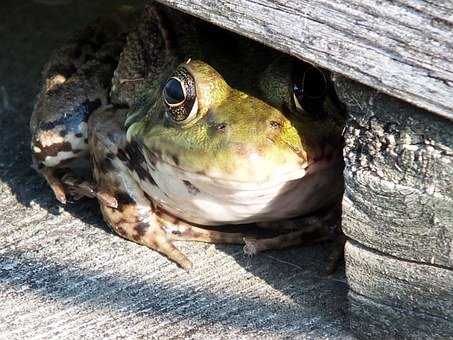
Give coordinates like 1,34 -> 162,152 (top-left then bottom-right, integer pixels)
244,203 -> 343,256
159,217 -> 246,245
101,199 -> 193,270
99,191 -> 247,270
33,159 -> 116,206
243,223 -> 332,255
60,173 -> 117,207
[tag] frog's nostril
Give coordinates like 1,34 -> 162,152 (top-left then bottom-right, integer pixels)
269,120 -> 282,129
215,123 -> 227,132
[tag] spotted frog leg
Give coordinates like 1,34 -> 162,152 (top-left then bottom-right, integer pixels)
30,9 -> 136,203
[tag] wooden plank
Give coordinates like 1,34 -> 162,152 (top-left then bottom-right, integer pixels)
346,241 -> 453,321
349,293 -> 453,339
336,74 -> 453,338
155,0 -> 453,120
346,241 -> 453,339
333,74 -> 453,268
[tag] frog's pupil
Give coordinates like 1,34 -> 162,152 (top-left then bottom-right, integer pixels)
303,68 -> 326,99
294,67 -> 326,101
164,78 -> 185,105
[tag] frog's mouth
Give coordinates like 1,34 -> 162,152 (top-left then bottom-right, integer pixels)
279,138 -> 342,177
141,142 -> 342,190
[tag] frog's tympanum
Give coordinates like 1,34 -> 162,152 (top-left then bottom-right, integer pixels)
30,5 -> 346,269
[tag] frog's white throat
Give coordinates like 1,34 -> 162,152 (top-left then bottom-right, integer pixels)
133,151 -> 343,226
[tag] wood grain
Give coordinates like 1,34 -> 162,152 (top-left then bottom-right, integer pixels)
336,74 -> 452,338
155,0 -> 453,120
333,74 -> 453,268
346,241 -> 453,339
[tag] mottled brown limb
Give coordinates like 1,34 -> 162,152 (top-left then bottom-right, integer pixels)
100,204 -> 192,270
243,223 -> 331,255
161,222 -> 246,244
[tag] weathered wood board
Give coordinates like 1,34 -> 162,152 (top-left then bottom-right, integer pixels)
346,241 -> 453,339
334,74 -> 453,338
334,74 -> 453,268
155,0 -> 453,120
349,291 -> 453,339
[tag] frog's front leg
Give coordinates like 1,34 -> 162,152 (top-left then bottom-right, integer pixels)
89,107 -> 246,269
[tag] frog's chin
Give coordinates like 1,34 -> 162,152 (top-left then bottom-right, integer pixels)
136,149 -> 343,226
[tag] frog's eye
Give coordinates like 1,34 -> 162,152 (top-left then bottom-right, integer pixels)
163,78 -> 186,105
292,65 -> 327,115
162,68 -> 198,123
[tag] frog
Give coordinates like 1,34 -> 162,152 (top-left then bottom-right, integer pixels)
30,4 -> 346,270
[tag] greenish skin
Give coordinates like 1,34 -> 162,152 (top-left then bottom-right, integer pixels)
31,5 -> 345,269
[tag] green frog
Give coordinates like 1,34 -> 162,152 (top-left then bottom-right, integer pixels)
30,4 -> 345,269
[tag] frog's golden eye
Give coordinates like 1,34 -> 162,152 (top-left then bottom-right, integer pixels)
163,68 -> 198,123
292,65 -> 327,115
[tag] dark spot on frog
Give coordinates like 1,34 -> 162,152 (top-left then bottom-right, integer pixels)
134,222 -> 149,237
164,226 -> 182,235
119,142 -> 157,186
183,180 -> 200,195
143,191 -> 154,203
115,191 -> 135,211
117,149 -> 129,162
38,98 -> 102,132
33,141 -> 74,161
136,164 -> 157,187
171,155 -> 180,166
126,141 -> 146,164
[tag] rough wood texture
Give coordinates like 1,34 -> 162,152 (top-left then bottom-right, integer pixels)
346,241 -> 453,339
349,291 -> 453,339
333,74 -> 453,268
335,74 -> 453,338
155,0 -> 453,120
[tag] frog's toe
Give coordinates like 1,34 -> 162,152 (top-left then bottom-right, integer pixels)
151,234 -> 193,271
49,178 -> 67,204
36,166 -> 68,204
243,237 -> 260,255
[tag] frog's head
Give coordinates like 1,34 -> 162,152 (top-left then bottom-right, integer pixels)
128,58 -> 345,184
